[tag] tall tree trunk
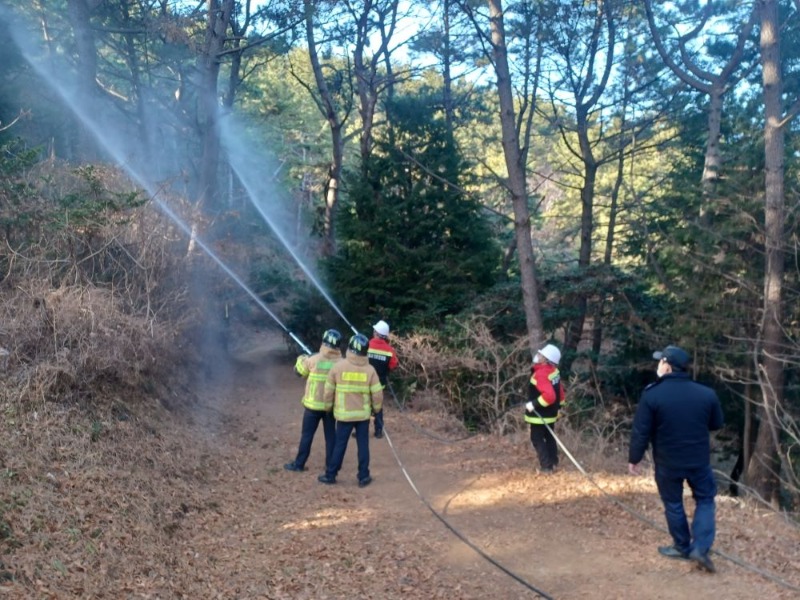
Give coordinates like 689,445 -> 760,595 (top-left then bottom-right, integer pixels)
442,0 -> 454,138
700,86 -> 724,225
552,2 -> 614,372
643,1 -> 757,221
66,0 -> 100,159
746,0 -> 785,507
120,0 -> 150,159
66,0 -> 98,93
379,9 -> 396,148
225,0 -> 254,112
563,107 -> 597,364
324,126 -> 344,254
354,4 -> 378,172
303,0 -> 346,256
197,0 -> 233,209
352,0 -> 397,175
591,144 -> 625,362
225,40 -> 242,111
487,0 -> 544,355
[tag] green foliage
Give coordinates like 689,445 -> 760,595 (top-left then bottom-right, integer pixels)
90,420 -> 103,443
325,91 -> 501,329
55,166 -> 145,231
282,283 -> 354,353
0,151 -> 145,250
0,139 -> 38,175
0,140 -> 39,232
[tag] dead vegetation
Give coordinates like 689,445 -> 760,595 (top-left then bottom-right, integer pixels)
0,157 -> 798,597
0,157 -> 220,592
0,157 -> 215,409
392,317 -> 531,435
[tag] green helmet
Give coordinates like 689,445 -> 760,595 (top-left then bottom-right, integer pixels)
322,329 -> 342,349
348,333 -> 369,356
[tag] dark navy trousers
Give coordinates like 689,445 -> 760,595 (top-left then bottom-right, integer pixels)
655,463 -> 717,554
293,408 -> 335,469
326,419 -> 370,482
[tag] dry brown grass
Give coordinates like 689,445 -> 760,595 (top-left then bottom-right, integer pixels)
0,160 -> 208,409
389,316 -> 637,474
0,381 -> 219,596
1,282 -> 173,405
0,158 -> 225,593
392,317 -> 531,434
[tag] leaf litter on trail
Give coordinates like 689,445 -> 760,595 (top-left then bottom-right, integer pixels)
2,349 -> 800,599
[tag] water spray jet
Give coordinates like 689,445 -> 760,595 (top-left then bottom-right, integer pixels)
219,118 -> 360,337
6,14 -> 314,356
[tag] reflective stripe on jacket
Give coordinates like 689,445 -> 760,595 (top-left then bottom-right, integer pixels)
367,336 -> 398,387
324,352 -> 384,422
295,345 -> 342,411
524,362 -> 565,425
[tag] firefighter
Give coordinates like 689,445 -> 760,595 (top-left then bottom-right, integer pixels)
318,334 -> 384,487
367,319 -> 399,438
524,343 -> 565,474
284,329 -> 343,473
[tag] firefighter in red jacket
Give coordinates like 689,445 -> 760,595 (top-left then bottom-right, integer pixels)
524,344 -> 565,474
366,320 -> 398,439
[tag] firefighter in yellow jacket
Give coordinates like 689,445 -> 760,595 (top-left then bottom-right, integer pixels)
284,329 -> 343,473
318,333 -> 383,487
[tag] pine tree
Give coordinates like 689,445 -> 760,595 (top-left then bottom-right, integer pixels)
326,92 -> 500,327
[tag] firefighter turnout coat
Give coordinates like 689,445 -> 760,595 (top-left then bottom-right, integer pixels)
367,336 -> 399,387
524,362 -> 565,425
294,345 -> 342,411
324,352 -> 384,422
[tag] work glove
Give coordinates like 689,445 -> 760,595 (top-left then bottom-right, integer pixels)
525,401 -> 535,412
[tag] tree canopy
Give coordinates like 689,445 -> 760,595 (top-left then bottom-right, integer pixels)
0,0 -> 798,506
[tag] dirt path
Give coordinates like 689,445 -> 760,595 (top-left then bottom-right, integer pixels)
156,331 -> 798,600
2,332 -> 797,599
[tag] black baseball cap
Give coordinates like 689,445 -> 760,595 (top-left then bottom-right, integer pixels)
653,345 -> 691,370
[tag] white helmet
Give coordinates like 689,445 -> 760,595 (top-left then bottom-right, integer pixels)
373,320 -> 390,337
537,343 -> 561,366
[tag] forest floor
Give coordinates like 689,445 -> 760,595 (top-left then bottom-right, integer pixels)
1,330 -> 799,599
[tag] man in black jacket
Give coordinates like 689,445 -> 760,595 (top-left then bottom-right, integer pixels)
628,345 -> 724,573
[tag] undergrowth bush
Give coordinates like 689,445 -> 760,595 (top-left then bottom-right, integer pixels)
393,316 -> 532,433
392,315 -> 635,461
0,282 -> 176,405
0,151 -> 203,409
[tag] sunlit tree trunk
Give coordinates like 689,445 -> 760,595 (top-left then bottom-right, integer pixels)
487,0 -> 544,355
746,0 -> 785,506
556,1 -> 615,370
562,104 -> 598,361
225,0 -> 258,111
303,0 -> 347,256
643,1 -> 757,223
351,0 -> 399,172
